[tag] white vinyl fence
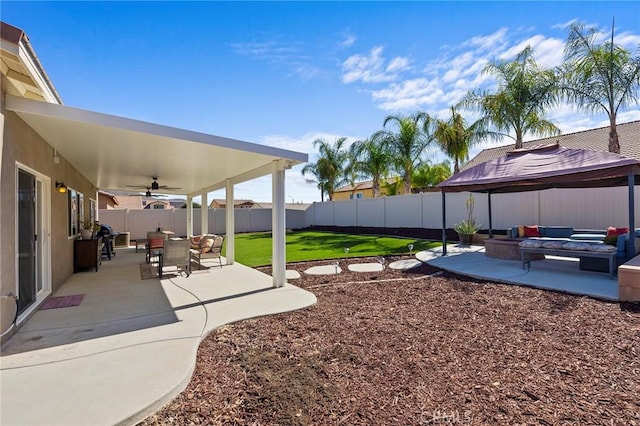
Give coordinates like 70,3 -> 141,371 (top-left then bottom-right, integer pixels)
99,186 -> 639,240
305,187 -> 640,232
98,208 -> 307,240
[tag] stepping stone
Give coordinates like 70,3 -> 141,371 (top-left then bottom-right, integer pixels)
348,263 -> 384,272
304,265 -> 342,275
388,259 -> 422,270
286,269 -> 301,279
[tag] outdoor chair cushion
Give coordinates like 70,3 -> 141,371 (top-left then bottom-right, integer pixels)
190,235 -> 201,250
541,240 -> 565,249
562,241 -> 591,251
199,235 -> 216,253
519,239 -> 542,248
523,225 -> 541,237
148,238 -> 165,249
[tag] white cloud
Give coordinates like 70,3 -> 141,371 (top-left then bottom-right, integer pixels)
341,46 -> 410,83
231,38 -> 320,81
616,32 -> 640,50
340,32 -> 357,48
462,27 -> 509,52
371,78 -> 445,111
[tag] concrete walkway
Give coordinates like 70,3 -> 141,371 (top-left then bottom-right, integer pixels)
0,248 -> 316,426
417,244 -> 619,300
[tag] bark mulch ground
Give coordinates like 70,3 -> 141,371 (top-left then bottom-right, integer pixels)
141,256 -> 640,425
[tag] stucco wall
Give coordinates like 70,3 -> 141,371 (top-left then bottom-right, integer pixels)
1,107 -> 97,308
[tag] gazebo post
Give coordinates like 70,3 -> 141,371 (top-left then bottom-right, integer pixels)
441,189 -> 447,256
487,191 -> 493,239
628,173 -> 636,257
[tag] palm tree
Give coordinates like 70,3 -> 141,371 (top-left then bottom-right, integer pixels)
301,159 -> 330,201
372,112 -> 433,195
301,137 -> 348,201
462,46 -> 561,149
344,143 -> 366,199
350,138 -> 391,198
560,21 -> 640,154
412,161 -> 452,190
433,106 -> 482,174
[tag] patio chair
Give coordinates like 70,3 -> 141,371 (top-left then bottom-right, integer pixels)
159,239 -> 191,278
191,234 -> 224,269
146,231 -> 168,264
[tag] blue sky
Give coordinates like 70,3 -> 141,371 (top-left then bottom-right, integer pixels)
3,1 -> 640,203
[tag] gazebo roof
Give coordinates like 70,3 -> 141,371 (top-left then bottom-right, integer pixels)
438,144 -> 640,193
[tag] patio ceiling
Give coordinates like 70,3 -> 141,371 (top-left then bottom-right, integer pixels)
6,95 -> 308,197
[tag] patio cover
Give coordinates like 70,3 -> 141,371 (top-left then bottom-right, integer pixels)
437,144 -> 640,256
6,95 -> 307,196
6,95 -> 308,287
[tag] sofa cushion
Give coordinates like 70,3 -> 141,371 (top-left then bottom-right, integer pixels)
517,225 -> 525,238
523,225 -> 541,237
586,244 -> 617,253
541,227 -> 574,238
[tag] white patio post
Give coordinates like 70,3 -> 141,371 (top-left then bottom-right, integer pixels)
201,192 -> 208,235
272,160 -> 286,287
186,195 -> 193,237
225,179 -> 235,265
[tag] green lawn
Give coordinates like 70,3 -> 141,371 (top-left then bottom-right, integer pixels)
222,230 -> 441,267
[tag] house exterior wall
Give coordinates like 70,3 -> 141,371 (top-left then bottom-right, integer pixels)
1,105 -> 96,326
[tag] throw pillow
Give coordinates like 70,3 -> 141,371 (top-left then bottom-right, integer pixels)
606,226 -> 629,238
517,225 -> 525,238
200,237 -> 215,253
523,225 -> 541,237
190,235 -> 201,250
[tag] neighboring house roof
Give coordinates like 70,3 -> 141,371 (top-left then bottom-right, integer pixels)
98,190 -> 120,206
258,202 -> 311,211
464,120 -> 640,171
336,178 -> 398,192
209,199 -> 256,208
114,195 -> 144,209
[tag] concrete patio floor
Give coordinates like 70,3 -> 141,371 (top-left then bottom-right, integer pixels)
1,243 -> 623,426
417,244 -> 619,301
0,247 -> 317,426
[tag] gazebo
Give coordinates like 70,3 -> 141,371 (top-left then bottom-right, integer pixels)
437,144 -> 640,256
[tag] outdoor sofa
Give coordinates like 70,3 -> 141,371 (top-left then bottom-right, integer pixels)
509,225 -> 640,276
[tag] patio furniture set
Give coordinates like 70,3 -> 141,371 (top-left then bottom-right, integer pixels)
498,225 -> 640,279
144,232 -> 225,277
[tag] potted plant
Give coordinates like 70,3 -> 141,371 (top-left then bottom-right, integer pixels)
453,194 -> 482,245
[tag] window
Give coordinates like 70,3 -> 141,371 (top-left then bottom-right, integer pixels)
67,188 -> 78,237
152,204 -> 165,209
350,192 -> 363,199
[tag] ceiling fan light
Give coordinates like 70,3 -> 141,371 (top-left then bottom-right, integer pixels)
146,190 -> 152,197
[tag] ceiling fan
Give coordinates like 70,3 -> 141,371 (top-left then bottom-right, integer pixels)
126,177 -> 181,196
